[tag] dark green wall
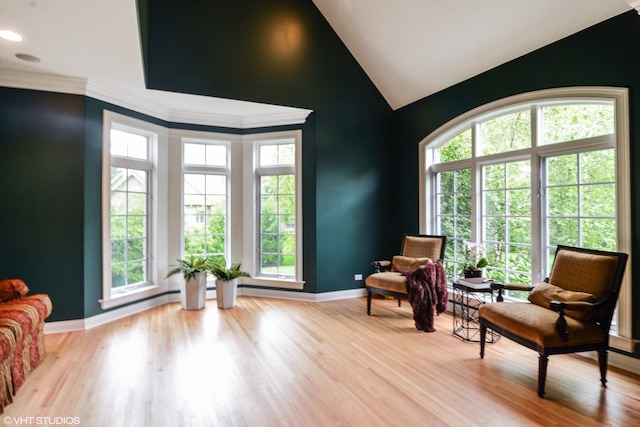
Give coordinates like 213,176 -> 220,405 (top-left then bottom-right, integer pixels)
0,88 -> 86,321
392,11 -> 640,344
138,0 -> 395,293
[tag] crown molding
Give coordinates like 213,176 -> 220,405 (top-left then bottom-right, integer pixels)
0,68 -> 312,129
0,68 -> 88,95
168,107 -> 312,129
627,0 -> 640,13
241,109 -> 313,128
85,79 -> 172,121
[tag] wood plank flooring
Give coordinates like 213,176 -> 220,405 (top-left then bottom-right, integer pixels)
4,296 -> 640,426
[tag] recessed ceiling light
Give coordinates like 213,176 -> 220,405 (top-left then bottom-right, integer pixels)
0,30 -> 23,42
15,53 -> 41,63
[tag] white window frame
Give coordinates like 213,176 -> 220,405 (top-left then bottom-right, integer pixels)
101,111 -> 169,309
242,130 -> 304,289
167,129 -> 304,290
419,87 -> 634,352
181,138 -> 231,263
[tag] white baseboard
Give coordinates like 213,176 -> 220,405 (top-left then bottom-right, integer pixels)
238,287 -> 366,302
577,350 -> 640,376
44,294 -> 175,334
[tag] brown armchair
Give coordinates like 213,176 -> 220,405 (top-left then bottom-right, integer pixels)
478,245 -> 628,397
365,234 -> 446,315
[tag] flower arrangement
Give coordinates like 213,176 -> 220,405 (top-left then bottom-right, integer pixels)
461,240 -> 488,277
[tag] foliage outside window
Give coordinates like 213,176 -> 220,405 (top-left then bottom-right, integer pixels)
257,141 -> 296,278
427,95 -> 619,304
109,128 -> 151,290
182,141 -> 229,266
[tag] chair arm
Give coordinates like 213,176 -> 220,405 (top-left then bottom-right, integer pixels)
490,282 -> 534,302
371,260 -> 391,273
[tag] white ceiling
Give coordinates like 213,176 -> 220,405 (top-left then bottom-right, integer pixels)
0,0 -> 634,125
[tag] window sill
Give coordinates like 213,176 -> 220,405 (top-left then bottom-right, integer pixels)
100,283 -> 167,310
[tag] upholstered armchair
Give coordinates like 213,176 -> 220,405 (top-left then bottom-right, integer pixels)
478,245 -> 628,397
365,234 -> 446,315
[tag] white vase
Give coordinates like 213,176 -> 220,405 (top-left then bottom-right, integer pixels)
181,272 -> 207,310
216,279 -> 238,309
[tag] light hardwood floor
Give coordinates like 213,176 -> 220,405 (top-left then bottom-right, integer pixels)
4,296 -> 640,426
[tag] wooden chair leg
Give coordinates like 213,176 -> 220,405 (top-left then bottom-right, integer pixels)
479,324 -> 486,358
367,289 -> 372,315
397,297 -> 402,307
598,349 -> 608,387
538,353 -> 549,397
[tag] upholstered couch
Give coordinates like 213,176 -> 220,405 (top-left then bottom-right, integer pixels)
0,279 -> 52,412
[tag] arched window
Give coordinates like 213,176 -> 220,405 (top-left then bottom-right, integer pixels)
419,87 -> 632,350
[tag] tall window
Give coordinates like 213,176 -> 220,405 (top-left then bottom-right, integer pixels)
421,88 -> 631,346
256,140 -> 297,278
102,111 -> 168,310
109,128 -> 151,289
182,140 -> 229,265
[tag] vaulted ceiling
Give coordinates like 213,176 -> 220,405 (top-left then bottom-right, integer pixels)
0,0 -> 634,124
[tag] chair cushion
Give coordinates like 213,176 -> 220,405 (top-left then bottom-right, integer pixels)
528,283 -> 596,320
391,256 -> 432,272
402,235 -> 443,260
478,302 -> 605,348
365,272 -> 407,294
548,249 -> 619,299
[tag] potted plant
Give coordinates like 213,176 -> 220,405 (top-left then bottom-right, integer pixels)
461,241 -> 489,278
166,256 -> 210,310
208,259 -> 250,309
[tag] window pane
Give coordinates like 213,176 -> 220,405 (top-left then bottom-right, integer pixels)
183,173 -> 227,260
547,155 -> 578,185
547,187 -> 578,216
206,145 -> 227,166
582,219 -> 616,251
582,184 -> 615,217
436,129 -> 472,162
542,103 -> 614,145
259,174 -> 296,277
581,149 -> 615,183
543,149 -> 615,253
548,218 -> 579,246
184,143 -> 206,165
184,142 -> 228,167
111,128 -> 148,160
110,166 -> 148,288
480,110 -> 531,155
260,143 -> 295,167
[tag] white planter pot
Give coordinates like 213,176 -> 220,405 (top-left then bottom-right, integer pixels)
216,279 -> 238,309
181,272 -> 207,310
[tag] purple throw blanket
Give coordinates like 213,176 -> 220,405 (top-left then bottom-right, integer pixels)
403,262 -> 447,332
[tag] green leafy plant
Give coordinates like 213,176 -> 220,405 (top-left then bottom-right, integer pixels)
166,256 -> 210,281
208,259 -> 251,281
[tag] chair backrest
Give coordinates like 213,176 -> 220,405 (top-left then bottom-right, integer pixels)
400,234 -> 446,262
548,245 -> 628,324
